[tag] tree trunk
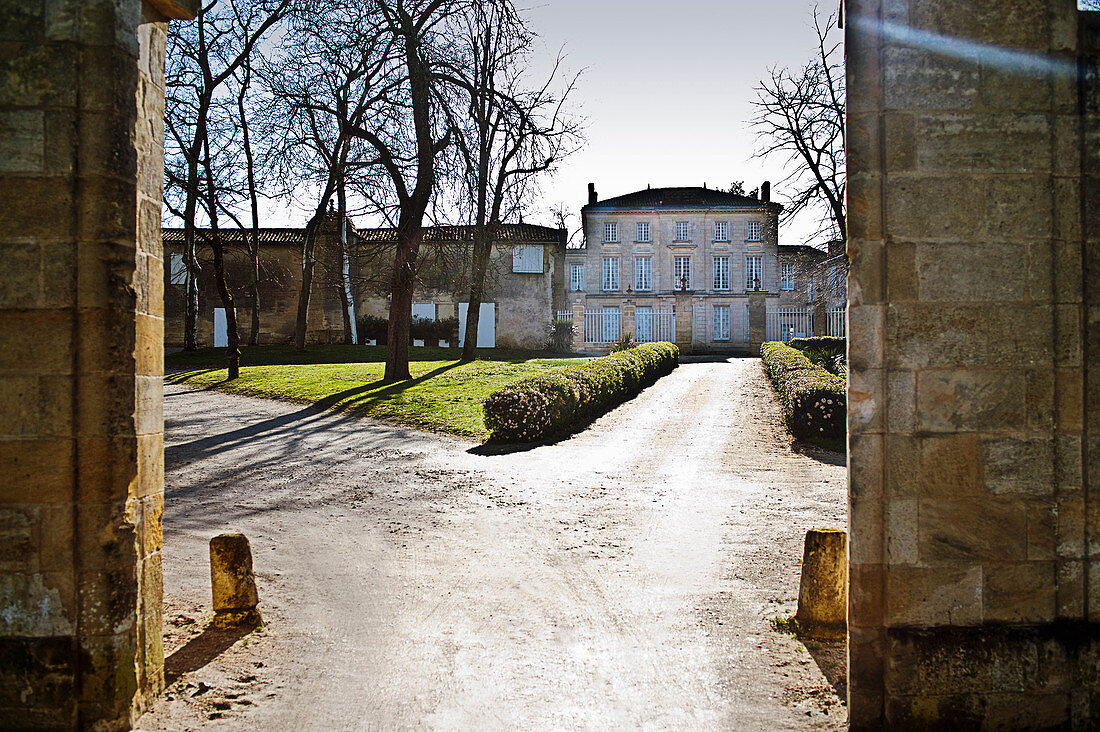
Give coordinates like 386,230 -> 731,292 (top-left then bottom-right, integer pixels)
183,184 -> 200,350
210,235 -> 241,380
295,218 -> 319,352
241,67 -> 261,346
385,224 -> 420,381
337,181 -> 354,345
461,229 -> 493,362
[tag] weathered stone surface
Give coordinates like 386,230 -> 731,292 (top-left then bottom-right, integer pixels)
795,529 -> 847,639
209,532 -> 261,628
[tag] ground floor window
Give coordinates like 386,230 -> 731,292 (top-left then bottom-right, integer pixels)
602,306 -> 620,342
636,305 -> 653,342
570,264 -> 584,291
780,262 -> 793,290
713,305 -> 730,340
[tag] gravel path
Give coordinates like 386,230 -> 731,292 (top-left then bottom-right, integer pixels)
137,357 -> 847,731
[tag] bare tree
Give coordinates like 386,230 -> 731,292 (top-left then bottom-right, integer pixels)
752,7 -> 845,245
165,0 -> 291,375
444,4 -> 581,361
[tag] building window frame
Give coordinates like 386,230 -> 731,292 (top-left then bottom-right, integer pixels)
635,256 -> 652,291
570,263 -> 585,292
713,256 -> 730,291
169,253 -> 187,285
746,220 -> 762,242
745,255 -> 763,291
636,222 -> 650,243
713,305 -> 731,341
674,221 -> 690,242
674,255 -> 691,291
780,262 -> 794,290
602,256 -> 620,291
604,222 -> 618,243
714,221 -> 729,242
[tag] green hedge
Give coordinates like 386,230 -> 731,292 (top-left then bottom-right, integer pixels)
484,342 -> 679,442
760,341 -> 846,441
788,336 -> 846,358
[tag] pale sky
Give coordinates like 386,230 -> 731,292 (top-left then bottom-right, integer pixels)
258,0 -> 836,248
520,0 -> 836,247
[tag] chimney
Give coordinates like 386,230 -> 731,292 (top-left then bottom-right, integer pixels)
588,182 -> 597,206
761,181 -> 771,202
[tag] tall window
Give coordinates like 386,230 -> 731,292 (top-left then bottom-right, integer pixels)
780,262 -> 794,290
169,253 -> 187,285
830,266 -> 843,297
807,278 -> 817,302
570,263 -> 585,292
636,222 -> 650,242
715,221 -> 729,242
675,221 -> 690,241
602,257 -> 619,291
713,256 -> 729,291
745,255 -> 763,290
713,305 -> 730,341
674,256 -> 691,290
604,222 -> 618,243
746,220 -> 762,241
634,257 -> 652,291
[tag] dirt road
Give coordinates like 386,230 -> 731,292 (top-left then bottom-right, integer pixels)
137,357 -> 847,731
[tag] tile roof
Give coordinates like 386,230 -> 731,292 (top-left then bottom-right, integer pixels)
583,186 -> 782,212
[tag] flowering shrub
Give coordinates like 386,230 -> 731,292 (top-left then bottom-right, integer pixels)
760,342 -> 846,441
483,342 -> 679,442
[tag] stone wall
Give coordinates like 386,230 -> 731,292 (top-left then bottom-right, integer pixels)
846,0 -> 1098,727
0,0 -> 194,728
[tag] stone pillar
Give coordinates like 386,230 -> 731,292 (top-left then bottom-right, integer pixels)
812,301 -> 827,337
846,1 -> 1096,727
0,1 -> 196,729
571,302 -> 585,352
747,292 -> 766,353
621,302 -> 636,342
674,291 -> 693,353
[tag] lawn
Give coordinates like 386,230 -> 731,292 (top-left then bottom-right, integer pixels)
166,345 -> 583,440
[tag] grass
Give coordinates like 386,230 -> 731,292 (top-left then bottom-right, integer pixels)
166,345 -> 583,440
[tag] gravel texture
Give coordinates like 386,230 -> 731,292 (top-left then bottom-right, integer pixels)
137,356 -> 847,730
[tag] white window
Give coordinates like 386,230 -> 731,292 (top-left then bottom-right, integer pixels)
604,222 -> 618,243
781,262 -> 794,290
635,305 -> 653,342
746,255 -> 763,290
713,256 -> 729,291
746,220 -> 763,241
713,305 -> 730,341
602,257 -> 619,291
715,221 -> 729,242
674,256 -> 691,291
675,221 -> 690,242
169,253 -> 187,285
830,266 -> 843,297
808,278 -> 817,302
634,257 -> 652,291
512,244 -> 542,273
570,263 -> 585,292
602,306 -> 621,342
636,222 -> 650,242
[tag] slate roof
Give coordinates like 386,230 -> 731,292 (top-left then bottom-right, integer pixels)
583,186 -> 782,212
163,222 -> 565,246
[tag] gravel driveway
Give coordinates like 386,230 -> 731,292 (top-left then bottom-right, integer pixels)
137,357 -> 847,731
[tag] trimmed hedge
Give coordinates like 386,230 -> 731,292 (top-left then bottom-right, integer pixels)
788,336 -> 845,358
760,341 -> 846,441
484,342 -> 679,442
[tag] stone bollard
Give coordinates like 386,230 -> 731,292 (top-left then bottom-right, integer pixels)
210,532 -> 261,629
794,528 -> 847,639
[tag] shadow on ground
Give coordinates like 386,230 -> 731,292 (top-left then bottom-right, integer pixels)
165,623 -> 254,686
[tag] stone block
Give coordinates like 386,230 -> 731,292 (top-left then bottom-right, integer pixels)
1055,434 -> 1083,494
983,562 -> 1056,623
885,564 -> 982,626
916,369 -> 1027,432
847,173 -> 882,240
1056,560 -> 1085,619
909,0 -> 1049,49
885,369 -> 916,432
884,112 -> 916,173
887,498 -> 918,564
0,43 -> 77,108
915,241 -> 1029,302
0,310 -> 74,374
883,47 -> 979,110
1025,367 -> 1056,432
851,483 -> 885,564
849,563 -> 885,629
981,65 -> 1053,111
915,113 -> 1051,174
985,178 -> 1054,241
847,112 -> 881,177
884,176 -> 985,241
1026,499 -> 1057,560
850,368 -> 884,434
0,375 -> 40,436
37,504 -> 74,573
0,506 -> 34,571
209,532 -> 260,628
983,436 -> 1054,495
918,434 -> 982,497
1055,305 -> 1083,367
885,434 -> 921,497
0,110 -> 44,173
1057,495 -> 1085,558
0,439 -> 73,504
0,242 -> 43,309
848,239 -> 884,307
918,497 -> 1027,562
794,528 -> 847,639
848,624 -> 886,696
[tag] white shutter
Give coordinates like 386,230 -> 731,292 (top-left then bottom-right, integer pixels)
512,244 -> 543,273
